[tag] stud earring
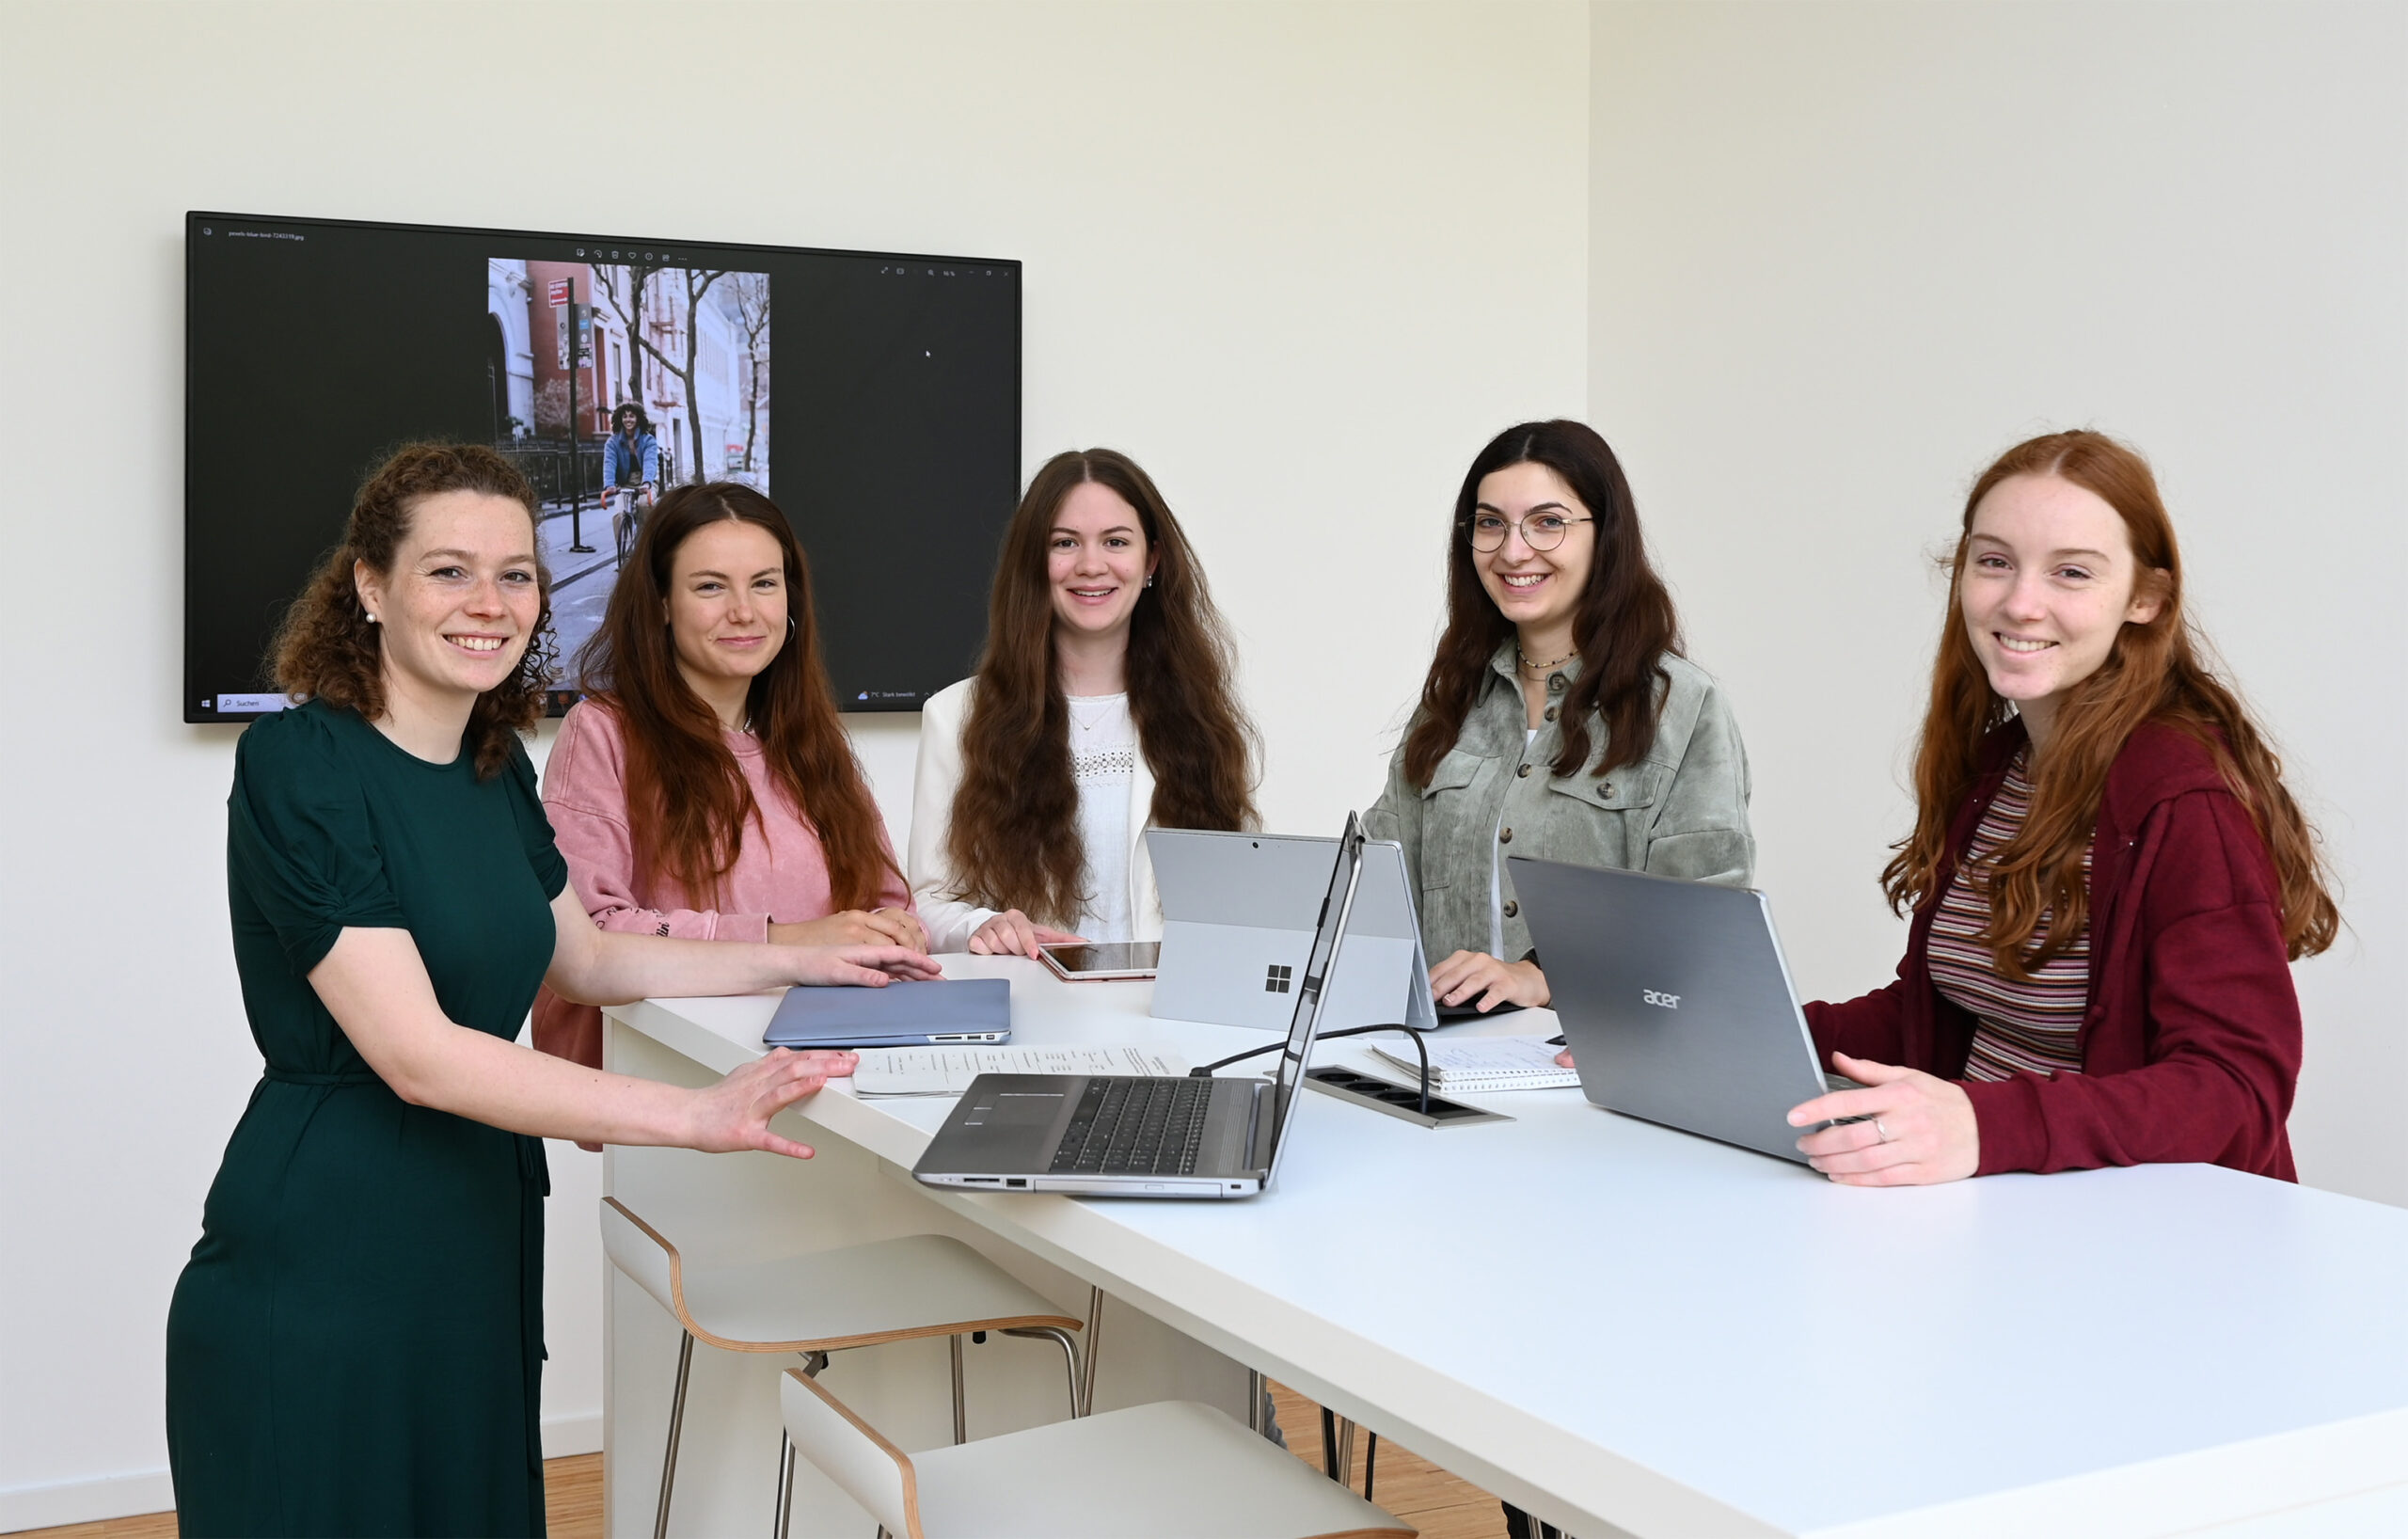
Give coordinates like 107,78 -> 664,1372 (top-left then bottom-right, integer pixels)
365,612 -> 378,624
1144,574 -> 1155,589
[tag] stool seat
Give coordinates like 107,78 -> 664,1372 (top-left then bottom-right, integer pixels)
784,1372 -> 1416,1539
603,1198 -> 1082,1350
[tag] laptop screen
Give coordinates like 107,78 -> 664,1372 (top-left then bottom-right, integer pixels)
1263,812 -> 1369,1178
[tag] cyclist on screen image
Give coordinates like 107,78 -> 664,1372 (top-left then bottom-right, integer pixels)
603,403 -> 660,565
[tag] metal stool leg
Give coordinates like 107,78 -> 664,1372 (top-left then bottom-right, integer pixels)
949,1334 -> 968,1444
1363,1431 -> 1380,1502
1079,1286 -> 1103,1415
1321,1406 -> 1341,1480
773,1429 -> 796,1539
655,1330 -> 695,1539
1247,1368 -> 1265,1435
1001,1325 -> 1084,1418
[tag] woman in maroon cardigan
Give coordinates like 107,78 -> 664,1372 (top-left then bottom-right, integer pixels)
1784,431 -> 2337,1185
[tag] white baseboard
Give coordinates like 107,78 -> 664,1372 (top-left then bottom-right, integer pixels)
1,1413 -> 607,1532
542,1409 -> 605,1458
0,1468 -> 176,1534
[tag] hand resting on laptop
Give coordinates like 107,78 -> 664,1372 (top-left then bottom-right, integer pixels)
1783,1053 -> 1978,1186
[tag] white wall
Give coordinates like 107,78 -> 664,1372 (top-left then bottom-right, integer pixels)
1589,0 -> 2407,1204
0,0 -> 1590,1524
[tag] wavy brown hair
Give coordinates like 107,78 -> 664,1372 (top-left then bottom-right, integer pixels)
1402,420 -> 1682,785
946,449 -> 1257,925
572,483 -> 897,911
1884,429 -> 2337,974
271,442 -> 555,780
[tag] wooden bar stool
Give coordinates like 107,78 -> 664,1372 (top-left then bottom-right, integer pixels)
602,1197 -> 1088,1539
778,1365 -> 1417,1539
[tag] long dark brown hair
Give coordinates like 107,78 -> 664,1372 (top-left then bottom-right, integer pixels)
573,482 -> 897,911
272,442 -> 555,780
947,449 -> 1257,926
1402,420 -> 1682,785
1885,430 -> 2337,973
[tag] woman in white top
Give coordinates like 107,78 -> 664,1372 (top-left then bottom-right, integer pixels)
911,448 -> 1257,954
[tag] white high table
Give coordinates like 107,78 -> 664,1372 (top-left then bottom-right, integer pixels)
603,957 -> 2408,1538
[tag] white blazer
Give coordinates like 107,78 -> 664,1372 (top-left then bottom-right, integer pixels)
908,677 -> 1164,954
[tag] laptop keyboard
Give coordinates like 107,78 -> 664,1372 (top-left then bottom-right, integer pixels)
1049,1077 -> 1212,1176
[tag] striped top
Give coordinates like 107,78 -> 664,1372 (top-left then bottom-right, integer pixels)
1929,750 -> 2091,1081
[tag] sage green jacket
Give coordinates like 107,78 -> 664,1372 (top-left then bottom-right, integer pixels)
1365,644 -> 1755,962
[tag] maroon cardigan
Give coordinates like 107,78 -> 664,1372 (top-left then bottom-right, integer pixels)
1805,721 -> 2302,1180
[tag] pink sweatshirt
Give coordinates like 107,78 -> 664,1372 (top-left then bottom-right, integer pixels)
531,699 -> 911,1068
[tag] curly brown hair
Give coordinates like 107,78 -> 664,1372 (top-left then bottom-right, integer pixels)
270,442 -> 557,779
946,449 -> 1257,926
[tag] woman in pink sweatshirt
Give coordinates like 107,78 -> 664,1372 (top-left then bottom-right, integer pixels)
532,483 -> 918,1073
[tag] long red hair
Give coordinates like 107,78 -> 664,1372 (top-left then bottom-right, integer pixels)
1885,430 -> 2337,973
572,483 -> 896,911
946,449 -> 1257,926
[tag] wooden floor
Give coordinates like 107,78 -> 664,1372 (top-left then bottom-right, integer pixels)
18,1384 -> 1504,1538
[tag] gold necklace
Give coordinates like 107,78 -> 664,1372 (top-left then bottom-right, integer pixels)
1516,647 -> 1574,676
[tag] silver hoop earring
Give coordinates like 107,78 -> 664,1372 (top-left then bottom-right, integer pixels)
788,615 -> 798,634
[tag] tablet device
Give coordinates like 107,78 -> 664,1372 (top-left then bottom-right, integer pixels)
1038,941 -> 1162,981
762,977 -> 1011,1049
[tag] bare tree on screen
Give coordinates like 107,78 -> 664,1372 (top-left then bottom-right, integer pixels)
594,263 -> 727,486
730,273 -> 770,476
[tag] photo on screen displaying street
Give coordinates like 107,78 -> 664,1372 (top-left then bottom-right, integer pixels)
484,257 -> 770,684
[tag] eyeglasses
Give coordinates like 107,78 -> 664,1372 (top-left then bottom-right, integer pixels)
1463,511 -> 1592,553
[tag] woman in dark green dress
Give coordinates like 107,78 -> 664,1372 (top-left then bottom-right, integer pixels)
166,445 -> 939,1537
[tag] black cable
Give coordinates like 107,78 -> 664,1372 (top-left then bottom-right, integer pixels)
1188,1023 -> 1431,1114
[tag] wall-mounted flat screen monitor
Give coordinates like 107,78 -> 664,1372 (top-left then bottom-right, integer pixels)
185,212 -> 1020,722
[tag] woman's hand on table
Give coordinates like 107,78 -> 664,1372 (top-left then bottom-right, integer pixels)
967,910 -> 1086,959
1429,950 -> 1549,1014
771,908 -> 929,952
686,1048 -> 860,1159
786,943 -> 943,987
1785,1053 -> 1979,1185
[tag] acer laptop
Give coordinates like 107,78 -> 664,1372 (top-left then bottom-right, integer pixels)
1148,830 -> 1520,1033
1508,856 -> 1861,1164
912,815 -> 1369,1198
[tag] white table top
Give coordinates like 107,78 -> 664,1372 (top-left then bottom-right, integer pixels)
610,957 -> 2408,1538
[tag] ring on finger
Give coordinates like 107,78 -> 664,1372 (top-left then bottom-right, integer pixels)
1875,1119 -> 1893,1144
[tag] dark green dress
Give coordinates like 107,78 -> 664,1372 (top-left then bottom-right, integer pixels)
166,700 -> 568,1537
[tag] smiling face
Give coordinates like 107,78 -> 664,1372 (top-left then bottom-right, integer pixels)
664,517 -> 788,697
615,408 -> 640,439
1047,480 -> 1156,642
1959,472 -> 2163,745
354,490 -> 542,718
1472,460 -> 1595,649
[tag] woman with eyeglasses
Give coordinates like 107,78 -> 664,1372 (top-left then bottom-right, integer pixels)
1366,419 -> 1755,1015
910,448 -> 1257,955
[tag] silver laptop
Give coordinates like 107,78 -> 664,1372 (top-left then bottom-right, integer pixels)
1509,856 -> 1860,1164
1149,830 -> 1513,1033
763,976 -> 1011,1049
912,815 -> 1369,1198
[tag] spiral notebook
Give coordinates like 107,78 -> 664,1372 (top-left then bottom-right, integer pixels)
1369,1034 -> 1580,1093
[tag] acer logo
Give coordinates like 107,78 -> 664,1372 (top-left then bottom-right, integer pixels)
1641,989 -> 1680,1009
